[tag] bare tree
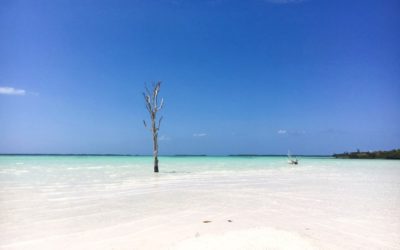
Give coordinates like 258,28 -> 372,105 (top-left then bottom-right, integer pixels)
143,81 -> 164,173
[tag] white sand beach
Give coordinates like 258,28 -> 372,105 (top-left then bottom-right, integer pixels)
0,156 -> 399,249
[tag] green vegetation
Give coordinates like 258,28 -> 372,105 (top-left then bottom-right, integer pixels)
333,149 -> 400,159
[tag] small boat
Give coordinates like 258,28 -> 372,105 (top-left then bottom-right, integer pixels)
288,150 -> 298,165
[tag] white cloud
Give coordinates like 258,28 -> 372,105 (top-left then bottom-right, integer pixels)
159,135 -> 171,141
193,133 -> 207,137
0,87 -> 26,96
278,129 -> 306,135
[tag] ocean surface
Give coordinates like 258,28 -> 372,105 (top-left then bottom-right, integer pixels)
1,156 -> 399,249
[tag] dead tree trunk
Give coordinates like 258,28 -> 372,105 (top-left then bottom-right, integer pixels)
143,81 -> 163,173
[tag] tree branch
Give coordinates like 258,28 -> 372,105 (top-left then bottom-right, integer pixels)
144,83 -> 151,98
157,116 -> 163,130
143,93 -> 152,113
143,120 -> 152,131
157,98 -> 164,111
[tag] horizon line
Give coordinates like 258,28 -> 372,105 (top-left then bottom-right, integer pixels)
0,153 -> 333,157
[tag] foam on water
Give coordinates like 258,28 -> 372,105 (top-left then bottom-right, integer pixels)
0,156 -> 399,249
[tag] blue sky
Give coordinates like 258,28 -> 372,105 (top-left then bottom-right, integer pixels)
0,0 -> 399,155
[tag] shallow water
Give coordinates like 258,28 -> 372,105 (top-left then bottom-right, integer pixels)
1,156 -> 399,249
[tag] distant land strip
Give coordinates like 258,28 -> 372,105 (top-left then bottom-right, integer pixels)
333,149 -> 400,159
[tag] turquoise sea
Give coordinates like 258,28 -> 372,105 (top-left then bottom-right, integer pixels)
1,155 -> 399,175
1,155 -> 399,188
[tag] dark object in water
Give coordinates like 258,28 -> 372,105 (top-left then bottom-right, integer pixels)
288,150 -> 299,165
203,220 -> 212,223
227,220 -> 232,222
